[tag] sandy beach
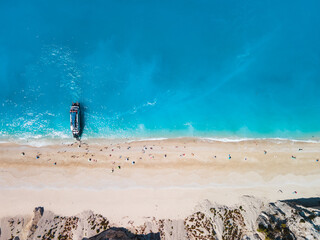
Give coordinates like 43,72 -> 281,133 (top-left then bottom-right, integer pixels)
1,137 -> 320,230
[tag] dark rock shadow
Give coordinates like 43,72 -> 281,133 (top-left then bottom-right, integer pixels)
282,197 -> 320,210
83,227 -> 160,240
281,197 -> 320,233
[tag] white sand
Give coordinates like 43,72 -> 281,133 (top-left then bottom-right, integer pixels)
1,138 -> 320,226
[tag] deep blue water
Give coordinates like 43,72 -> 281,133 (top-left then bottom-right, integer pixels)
1,0 -> 320,140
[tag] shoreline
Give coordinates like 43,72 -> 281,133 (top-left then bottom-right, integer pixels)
1,135 -> 320,147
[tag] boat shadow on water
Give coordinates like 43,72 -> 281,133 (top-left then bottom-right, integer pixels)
79,103 -> 85,139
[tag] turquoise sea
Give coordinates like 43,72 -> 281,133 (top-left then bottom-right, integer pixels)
1,0 -> 320,141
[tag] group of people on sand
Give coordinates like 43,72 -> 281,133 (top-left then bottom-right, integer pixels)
110,153 -> 136,173
20,142 -> 320,178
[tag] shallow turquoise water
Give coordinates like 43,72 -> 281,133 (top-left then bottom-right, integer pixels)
1,0 -> 320,140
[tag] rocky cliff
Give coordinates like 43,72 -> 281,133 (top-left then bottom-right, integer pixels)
0,196 -> 319,240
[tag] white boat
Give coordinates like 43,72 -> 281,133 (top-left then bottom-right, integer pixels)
70,102 -> 81,138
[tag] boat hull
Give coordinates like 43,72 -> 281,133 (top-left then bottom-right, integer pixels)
70,103 -> 81,138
